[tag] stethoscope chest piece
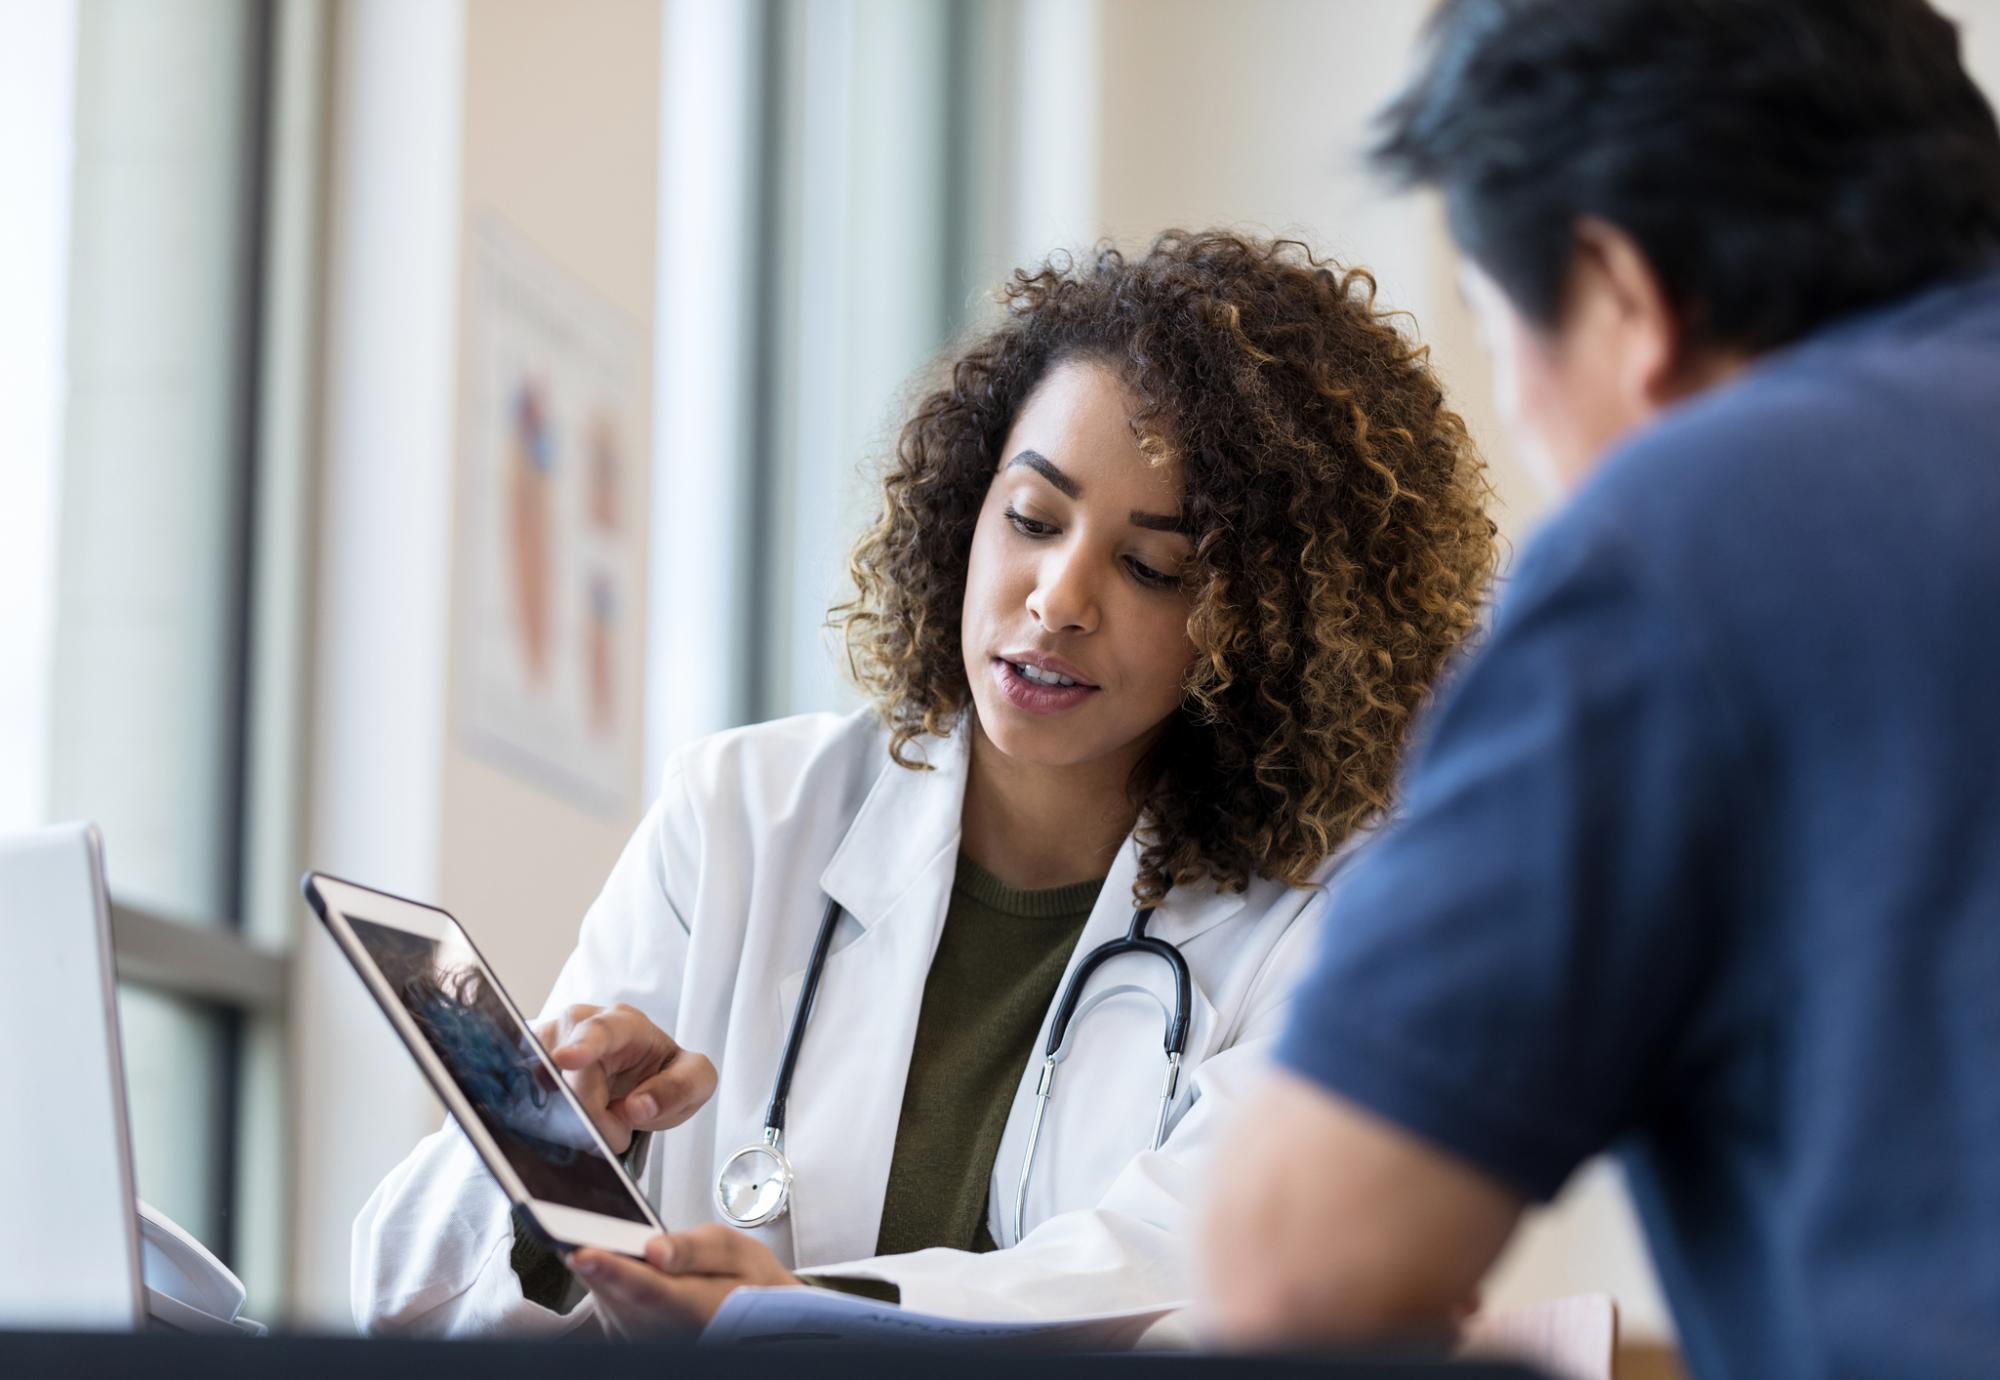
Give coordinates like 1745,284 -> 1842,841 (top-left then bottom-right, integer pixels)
716,1130 -> 794,1228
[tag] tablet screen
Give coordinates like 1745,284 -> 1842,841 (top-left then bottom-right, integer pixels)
348,916 -> 651,1224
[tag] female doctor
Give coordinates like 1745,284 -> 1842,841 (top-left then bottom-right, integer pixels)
353,231 -> 1496,1337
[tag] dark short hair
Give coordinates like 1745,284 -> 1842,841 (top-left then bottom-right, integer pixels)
1375,0 -> 2000,350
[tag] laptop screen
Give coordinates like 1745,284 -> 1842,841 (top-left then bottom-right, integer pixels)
0,824 -> 144,1329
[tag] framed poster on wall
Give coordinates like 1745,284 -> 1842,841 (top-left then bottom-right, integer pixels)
459,217 -> 646,816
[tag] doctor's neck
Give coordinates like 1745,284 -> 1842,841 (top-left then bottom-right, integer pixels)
959,716 -> 1156,892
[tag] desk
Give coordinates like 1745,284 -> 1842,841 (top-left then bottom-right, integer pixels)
0,1331 -> 1547,1378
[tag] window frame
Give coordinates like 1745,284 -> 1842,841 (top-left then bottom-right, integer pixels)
67,0 -> 328,1306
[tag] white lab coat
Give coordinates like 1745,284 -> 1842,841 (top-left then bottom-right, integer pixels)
352,708 -> 1333,1337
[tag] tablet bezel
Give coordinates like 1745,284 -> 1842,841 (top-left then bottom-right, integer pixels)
302,871 -> 663,1258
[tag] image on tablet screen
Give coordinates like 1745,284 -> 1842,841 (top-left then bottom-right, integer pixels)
347,916 -> 650,1223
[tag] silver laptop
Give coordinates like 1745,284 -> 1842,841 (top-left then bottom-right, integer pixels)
0,823 -> 145,1329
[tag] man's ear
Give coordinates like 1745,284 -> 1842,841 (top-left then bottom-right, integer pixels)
1570,216 -> 1684,409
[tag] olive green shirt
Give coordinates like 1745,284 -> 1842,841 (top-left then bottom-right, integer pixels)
871,853 -> 1100,1257
514,853 -> 1102,1311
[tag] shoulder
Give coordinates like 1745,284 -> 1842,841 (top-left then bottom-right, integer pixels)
1568,293 -> 1999,589
1235,833 -> 1377,959
1199,839 -> 1374,1034
1493,365 -> 1855,674
628,709 -> 921,916
1599,362 -> 1879,509
1514,297 -> 2000,711
656,706 -> 904,822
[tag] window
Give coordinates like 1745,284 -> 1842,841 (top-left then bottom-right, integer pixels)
22,0 -> 323,1309
652,0 -> 980,746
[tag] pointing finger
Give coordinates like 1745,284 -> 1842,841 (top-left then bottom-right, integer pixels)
551,1012 -> 623,1070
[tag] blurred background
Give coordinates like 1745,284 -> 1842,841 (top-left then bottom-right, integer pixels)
4,0 -> 1998,1340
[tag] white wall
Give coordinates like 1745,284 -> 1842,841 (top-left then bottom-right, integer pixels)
294,0 -> 465,1326
1941,0 -> 2000,79
1003,0 -> 1105,287
651,0 -> 762,772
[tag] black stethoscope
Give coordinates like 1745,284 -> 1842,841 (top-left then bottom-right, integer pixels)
713,892 -> 1192,1241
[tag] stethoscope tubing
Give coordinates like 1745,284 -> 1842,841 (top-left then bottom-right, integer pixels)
762,895 -> 843,1136
717,890 -> 1194,1238
1012,904 -> 1185,1241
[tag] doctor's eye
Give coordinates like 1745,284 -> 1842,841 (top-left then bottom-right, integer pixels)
1005,506 -> 1057,538
1125,557 -> 1179,590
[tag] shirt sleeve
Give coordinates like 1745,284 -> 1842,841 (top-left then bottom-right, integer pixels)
1276,508 -> 1748,1201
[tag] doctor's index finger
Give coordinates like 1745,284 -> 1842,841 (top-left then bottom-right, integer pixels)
550,1002 -> 678,1071
539,1003 -> 598,1057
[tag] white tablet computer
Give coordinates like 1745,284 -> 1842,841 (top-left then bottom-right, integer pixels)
302,871 -> 663,1257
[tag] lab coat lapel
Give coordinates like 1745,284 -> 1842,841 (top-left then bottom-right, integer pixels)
1068,832 -> 1254,959
776,724 -> 971,1268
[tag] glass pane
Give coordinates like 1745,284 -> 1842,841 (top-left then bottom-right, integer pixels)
115,983 -> 230,1258
0,3 -> 75,835
44,0 -> 262,925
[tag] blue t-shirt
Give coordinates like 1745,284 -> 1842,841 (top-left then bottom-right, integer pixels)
1278,268 -> 2000,1380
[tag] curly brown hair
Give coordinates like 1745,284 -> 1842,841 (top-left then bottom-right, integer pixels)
834,230 -> 1497,905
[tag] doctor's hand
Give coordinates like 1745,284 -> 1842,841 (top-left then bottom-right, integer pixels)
571,1227 -> 801,1336
534,1003 -> 717,1154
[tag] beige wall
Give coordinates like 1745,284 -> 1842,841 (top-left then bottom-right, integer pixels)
294,0 -> 659,1327
438,0 -> 660,1022
1093,0 -> 1552,544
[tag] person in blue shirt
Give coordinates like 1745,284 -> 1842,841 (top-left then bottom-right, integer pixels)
1201,3 -> 2000,1377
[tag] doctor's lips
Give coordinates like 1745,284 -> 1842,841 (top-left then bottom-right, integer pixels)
993,650 -> 1100,714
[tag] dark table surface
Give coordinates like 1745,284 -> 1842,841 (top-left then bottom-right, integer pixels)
0,1330 -> 1549,1378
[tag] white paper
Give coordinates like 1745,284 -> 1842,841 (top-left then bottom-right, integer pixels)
700,1286 -> 1182,1349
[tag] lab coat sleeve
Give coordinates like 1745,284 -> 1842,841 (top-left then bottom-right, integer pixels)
795,913 -> 1319,1330
350,771 -> 699,1336
349,1122 -> 595,1336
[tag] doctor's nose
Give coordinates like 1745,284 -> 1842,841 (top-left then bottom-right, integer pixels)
1025,550 -> 1101,636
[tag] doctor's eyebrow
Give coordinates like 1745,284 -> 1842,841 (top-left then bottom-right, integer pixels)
1007,448 -> 1189,534
1008,449 -> 1080,497
1128,510 -> 1191,534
